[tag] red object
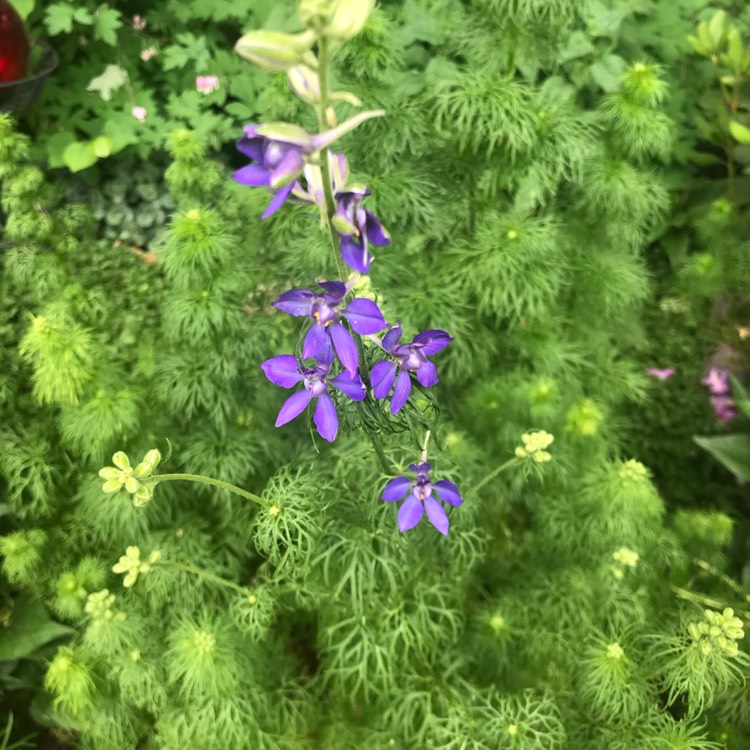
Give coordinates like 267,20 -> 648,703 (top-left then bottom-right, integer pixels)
0,1 -> 29,83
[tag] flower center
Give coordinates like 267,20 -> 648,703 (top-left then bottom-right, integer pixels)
304,368 -> 328,397
264,141 -> 286,169
312,299 -> 338,326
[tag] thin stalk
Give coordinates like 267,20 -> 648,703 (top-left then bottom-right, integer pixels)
420,430 -> 431,463
157,561 -> 250,596
154,473 -> 270,509
470,458 -> 520,496
316,35 -> 347,280
368,432 -> 392,474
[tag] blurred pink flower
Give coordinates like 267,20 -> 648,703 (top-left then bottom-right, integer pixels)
646,368 -> 675,380
701,367 -> 730,396
133,15 -> 147,31
710,395 -> 737,422
196,75 -> 220,94
131,106 -> 147,123
140,47 -> 158,62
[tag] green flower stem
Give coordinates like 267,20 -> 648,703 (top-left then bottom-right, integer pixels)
470,457 -> 520,496
156,561 -> 249,596
316,35 -> 347,280
368,432 -> 392,474
153,474 -> 270,509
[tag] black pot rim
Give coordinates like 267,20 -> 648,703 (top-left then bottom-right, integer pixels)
0,39 -> 59,90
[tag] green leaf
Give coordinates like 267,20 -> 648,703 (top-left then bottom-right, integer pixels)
590,54 -> 628,92
72,7 -> 93,24
44,3 -> 76,35
557,31 -> 595,64
103,114 -> 139,153
11,0 -> 35,20
93,7 -> 122,46
62,141 -> 98,173
694,434 -> 750,482
0,595 -> 74,662
46,131 -> 76,168
729,120 -> 750,145
91,136 -> 113,158
87,64 -> 129,102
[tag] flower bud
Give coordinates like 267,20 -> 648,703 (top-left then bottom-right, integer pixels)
287,65 -> 320,103
235,29 -> 317,72
326,0 -> 375,40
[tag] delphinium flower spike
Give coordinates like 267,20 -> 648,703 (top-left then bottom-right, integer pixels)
272,279 -> 388,375
261,353 -> 365,442
381,432 -> 463,535
371,325 -> 453,414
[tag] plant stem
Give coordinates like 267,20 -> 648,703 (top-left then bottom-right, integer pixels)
316,35 -> 347,280
368,431 -> 392,474
420,430 -> 431,463
154,473 -> 270,509
157,561 -> 250,596
470,458 -> 520,496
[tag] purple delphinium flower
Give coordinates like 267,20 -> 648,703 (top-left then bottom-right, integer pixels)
381,462 -> 462,536
233,124 -> 315,219
646,368 -> 676,380
701,367 -> 730,396
261,354 -> 365,442
333,186 -> 390,273
272,280 -> 388,376
370,324 -> 453,415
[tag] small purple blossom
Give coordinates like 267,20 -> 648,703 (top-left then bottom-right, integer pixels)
646,368 -> 675,380
701,367 -> 730,396
370,324 -> 453,415
333,186 -> 390,273
272,280 -> 388,376
382,462 -> 463,536
261,355 -> 365,442
710,395 -> 737,422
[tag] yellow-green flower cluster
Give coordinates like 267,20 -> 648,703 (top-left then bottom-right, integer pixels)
688,608 -> 745,657
611,547 -> 639,580
618,459 -> 648,483
84,589 -> 125,623
515,431 -> 554,462
99,449 -> 161,507
112,546 -> 161,588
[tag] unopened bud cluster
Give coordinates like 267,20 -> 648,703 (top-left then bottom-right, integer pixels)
618,459 -> 648,483
515,431 -> 554,462
85,589 -> 125,623
688,608 -> 744,657
99,449 -> 161,507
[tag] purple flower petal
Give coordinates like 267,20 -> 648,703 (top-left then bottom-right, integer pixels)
236,135 -> 264,161
371,360 -> 397,399
269,149 -> 305,189
701,367 -> 730,396
364,210 -> 390,246
342,298 -> 388,335
272,288 -> 316,317
382,324 -> 402,352
424,496 -> 450,536
340,236 -> 372,274
276,389 -> 312,427
303,324 -> 331,362
398,492 -> 424,532
330,371 -> 366,402
432,480 -> 463,507
314,393 -> 338,442
413,330 -> 453,356
261,355 -> 304,388
391,369 -> 412,415
382,477 -> 412,502
329,322 -> 359,376
316,280 -> 347,302
261,182 -> 295,219
232,164 -> 270,187
415,361 -> 438,388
